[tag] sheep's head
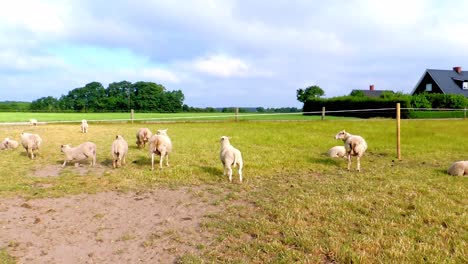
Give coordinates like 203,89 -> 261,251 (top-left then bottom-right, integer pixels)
116,135 -> 124,140
334,130 -> 350,140
60,144 -> 71,152
156,129 -> 168,136
220,136 -> 230,144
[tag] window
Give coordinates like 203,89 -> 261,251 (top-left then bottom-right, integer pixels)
425,83 -> 432,92
463,82 -> 468,90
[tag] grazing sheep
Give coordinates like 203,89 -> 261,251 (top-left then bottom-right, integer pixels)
81,119 -> 89,133
20,132 -> 42,159
61,142 -> 97,167
220,136 -> 243,183
29,119 -> 38,126
111,135 -> 128,168
447,161 -> 468,176
136,128 -> 152,149
1,138 -> 19,150
334,130 -> 367,172
327,146 -> 346,158
148,129 -> 172,170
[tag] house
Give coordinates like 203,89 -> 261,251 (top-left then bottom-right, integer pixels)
350,85 -> 393,97
411,66 -> 468,97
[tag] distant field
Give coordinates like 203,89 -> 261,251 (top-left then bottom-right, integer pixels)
0,119 -> 466,262
0,112 -> 352,123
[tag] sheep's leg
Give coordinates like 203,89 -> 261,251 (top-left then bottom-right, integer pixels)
347,154 -> 351,171
113,158 -> 117,169
62,160 -> 67,167
159,151 -> 165,169
166,154 -> 170,167
357,156 -> 361,172
92,155 -> 96,167
151,153 -> 155,171
227,166 -> 233,182
238,166 -> 243,183
122,154 -> 126,165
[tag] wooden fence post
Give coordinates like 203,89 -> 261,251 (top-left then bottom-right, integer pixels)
464,108 -> 466,120
131,109 -> 134,124
235,108 -> 239,122
396,103 -> 401,160
321,106 -> 325,120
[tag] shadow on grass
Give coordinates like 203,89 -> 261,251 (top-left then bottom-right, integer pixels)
199,166 -> 223,176
309,157 -> 342,167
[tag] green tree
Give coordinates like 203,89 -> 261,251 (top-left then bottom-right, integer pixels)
105,81 -> 133,111
297,85 -> 325,103
30,96 -> 60,111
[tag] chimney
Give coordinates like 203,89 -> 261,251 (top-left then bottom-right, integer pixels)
370,84 -> 375,91
453,66 -> 462,74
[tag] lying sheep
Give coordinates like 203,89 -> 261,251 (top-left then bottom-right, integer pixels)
61,142 -> 97,167
136,128 -> 152,149
149,129 -> 172,170
1,138 -> 19,150
29,119 -> 38,126
81,119 -> 88,133
335,130 -> 367,172
111,135 -> 128,168
220,136 -> 243,183
21,132 -> 42,159
447,161 -> 468,176
327,146 -> 346,158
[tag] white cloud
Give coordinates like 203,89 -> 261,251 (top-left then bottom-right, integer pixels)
140,68 -> 181,83
193,55 -> 249,77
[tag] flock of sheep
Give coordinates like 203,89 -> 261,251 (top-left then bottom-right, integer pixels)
1,120 -> 467,179
0,120 -> 245,182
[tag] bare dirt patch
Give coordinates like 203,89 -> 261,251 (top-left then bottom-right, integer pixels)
0,188 -> 219,263
34,164 -> 107,177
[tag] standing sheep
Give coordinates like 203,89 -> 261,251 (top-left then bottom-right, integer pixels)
29,119 -> 38,126
334,130 -> 367,172
327,146 -> 346,158
20,132 -> 42,159
111,135 -> 128,168
149,129 -> 172,170
136,128 -> 152,149
81,119 -> 89,133
220,136 -> 243,183
447,161 -> 468,176
61,142 -> 97,167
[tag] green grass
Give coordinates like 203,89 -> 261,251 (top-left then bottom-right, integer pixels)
0,112 -> 351,123
0,119 -> 467,263
408,110 -> 467,119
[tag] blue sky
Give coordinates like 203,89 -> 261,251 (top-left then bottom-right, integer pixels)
1,0 -> 468,107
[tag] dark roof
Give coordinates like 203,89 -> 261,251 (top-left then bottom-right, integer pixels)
350,90 -> 393,97
413,69 -> 468,96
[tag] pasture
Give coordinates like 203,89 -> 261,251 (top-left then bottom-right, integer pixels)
0,119 -> 466,263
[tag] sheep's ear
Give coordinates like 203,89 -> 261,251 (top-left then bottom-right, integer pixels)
116,135 -> 119,139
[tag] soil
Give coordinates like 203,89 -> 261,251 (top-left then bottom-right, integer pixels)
0,188 -> 219,263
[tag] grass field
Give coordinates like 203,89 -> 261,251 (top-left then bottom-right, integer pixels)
0,119 -> 467,263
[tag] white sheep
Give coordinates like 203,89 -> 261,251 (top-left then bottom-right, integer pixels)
335,130 -> 367,172
220,136 -> 243,183
61,142 -> 97,167
1,138 -> 19,150
148,129 -> 172,170
81,119 -> 89,133
136,128 -> 152,149
447,161 -> 468,176
111,135 -> 128,168
29,119 -> 38,126
20,132 -> 42,159
327,145 -> 346,158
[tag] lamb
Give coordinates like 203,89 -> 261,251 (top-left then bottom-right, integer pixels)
136,128 -> 152,149
80,119 -> 89,133
327,146 -> 346,158
334,130 -> 367,172
0,138 -> 19,150
111,135 -> 128,168
148,129 -> 172,170
220,136 -> 243,183
447,161 -> 468,176
61,142 -> 97,167
20,132 -> 42,159
29,119 -> 38,126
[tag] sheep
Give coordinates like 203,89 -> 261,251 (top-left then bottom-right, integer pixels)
80,119 -> 89,133
148,129 -> 172,170
136,128 -> 152,149
111,135 -> 128,168
1,138 -> 19,150
447,161 -> 468,176
61,142 -> 97,167
29,119 -> 38,126
220,136 -> 243,183
334,130 -> 367,172
327,145 -> 346,158
20,132 -> 42,159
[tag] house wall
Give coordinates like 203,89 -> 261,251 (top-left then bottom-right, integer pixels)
412,72 -> 444,95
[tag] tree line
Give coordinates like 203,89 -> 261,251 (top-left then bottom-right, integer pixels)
29,81 -> 185,112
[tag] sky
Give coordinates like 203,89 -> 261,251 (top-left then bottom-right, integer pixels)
1,0 -> 468,108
